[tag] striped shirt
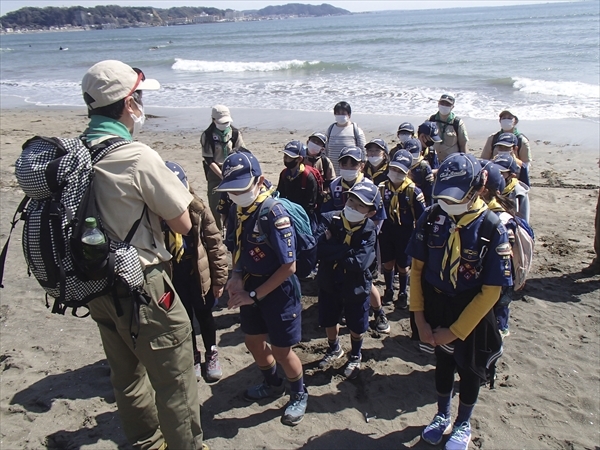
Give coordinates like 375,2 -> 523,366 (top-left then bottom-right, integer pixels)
325,122 -> 366,174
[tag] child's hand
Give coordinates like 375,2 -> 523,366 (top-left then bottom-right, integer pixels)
417,322 -> 436,346
228,291 -> 254,309
325,229 -> 332,240
213,285 -> 224,299
432,327 -> 457,346
226,275 -> 244,296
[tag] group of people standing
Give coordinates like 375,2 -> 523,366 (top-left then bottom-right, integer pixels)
74,59 -> 536,450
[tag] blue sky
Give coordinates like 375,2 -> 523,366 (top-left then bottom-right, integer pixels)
0,1 -> 576,16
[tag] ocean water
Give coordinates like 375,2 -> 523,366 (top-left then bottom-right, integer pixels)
1,1 -> 598,122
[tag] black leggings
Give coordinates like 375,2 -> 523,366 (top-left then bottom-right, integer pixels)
181,296 -> 217,354
435,347 -> 480,405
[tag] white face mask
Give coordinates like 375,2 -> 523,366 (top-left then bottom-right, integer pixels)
335,115 -> 349,125
397,133 -> 411,143
500,119 -> 514,131
307,141 -> 323,156
438,198 -> 470,217
229,185 -> 258,208
215,122 -> 231,131
438,105 -> 452,116
340,169 -> 359,182
388,172 -> 407,184
130,100 -> 145,135
367,156 -> 384,166
343,205 -> 366,223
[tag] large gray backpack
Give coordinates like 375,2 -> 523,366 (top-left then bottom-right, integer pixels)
0,136 -> 147,316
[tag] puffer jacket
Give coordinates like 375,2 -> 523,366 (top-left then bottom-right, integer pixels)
188,194 -> 229,296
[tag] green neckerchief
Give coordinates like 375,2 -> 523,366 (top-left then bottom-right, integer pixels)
434,111 -> 456,138
214,126 -> 232,158
83,115 -> 132,141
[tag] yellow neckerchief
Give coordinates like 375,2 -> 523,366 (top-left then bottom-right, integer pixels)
440,197 -> 488,289
502,177 -> 518,196
341,172 -> 364,192
167,230 -> 184,263
286,163 -> 305,181
387,177 -> 413,225
341,210 -> 366,245
365,161 -> 388,182
233,185 -> 275,265
487,197 -> 504,212
410,155 -> 424,170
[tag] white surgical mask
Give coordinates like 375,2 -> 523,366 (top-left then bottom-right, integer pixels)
388,172 -> 407,184
397,133 -> 411,143
215,122 -> 231,131
307,141 -> 322,156
130,101 -> 145,135
500,119 -> 514,131
229,186 -> 258,208
340,169 -> 359,182
367,156 -> 384,166
343,205 -> 366,223
438,198 -> 470,217
335,115 -> 349,125
438,105 -> 452,116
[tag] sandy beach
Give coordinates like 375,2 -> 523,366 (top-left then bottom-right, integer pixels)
0,106 -> 599,449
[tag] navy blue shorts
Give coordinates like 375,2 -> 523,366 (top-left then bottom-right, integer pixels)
379,223 -> 412,268
240,276 -> 302,348
318,290 -> 370,334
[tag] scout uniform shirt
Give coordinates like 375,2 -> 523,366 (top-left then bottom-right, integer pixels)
409,160 -> 435,206
321,176 -> 387,221
380,179 -> 426,230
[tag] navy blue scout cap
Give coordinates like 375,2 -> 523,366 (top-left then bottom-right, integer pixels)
309,131 -> 327,145
215,152 -> 262,192
347,181 -> 382,209
165,161 -> 189,189
389,149 -> 413,174
418,121 -> 442,142
282,140 -> 307,158
403,138 -> 422,158
338,146 -> 363,162
397,122 -> 415,134
433,153 -> 481,202
494,133 -> 518,148
494,153 -> 519,175
365,138 -> 389,154
481,161 -> 506,193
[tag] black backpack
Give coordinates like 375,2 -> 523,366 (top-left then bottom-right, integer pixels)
0,136 -> 148,317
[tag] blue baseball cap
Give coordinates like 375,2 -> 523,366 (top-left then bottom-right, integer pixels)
494,132 -> 518,148
481,161 -> 506,193
165,161 -> 189,189
338,146 -> 363,162
309,131 -> 327,145
282,140 -> 306,159
389,149 -> 413,174
494,153 -> 519,175
403,138 -> 422,159
418,121 -> 442,142
347,181 -> 382,209
433,153 -> 482,201
215,152 -> 262,192
397,122 -> 415,134
365,138 -> 389,155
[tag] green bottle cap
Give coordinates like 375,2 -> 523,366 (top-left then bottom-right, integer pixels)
85,217 -> 97,228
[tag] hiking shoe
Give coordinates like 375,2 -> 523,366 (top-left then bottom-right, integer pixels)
396,292 -> 408,310
244,380 -> 285,402
445,421 -> 471,450
499,328 -> 510,340
344,354 -> 361,379
318,346 -> 344,369
382,289 -> 394,305
582,261 -> 600,276
375,312 -> 391,334
205,346 -> 222,382
422,413 -> 452,445
281,388 -> 309,426
193,352 -> 202,381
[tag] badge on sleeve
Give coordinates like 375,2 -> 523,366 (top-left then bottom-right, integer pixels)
274,216 -> 291,230
496,242 -> 512,257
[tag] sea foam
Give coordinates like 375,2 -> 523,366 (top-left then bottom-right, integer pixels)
171,58 -> 321,72
513,77 -> 599,99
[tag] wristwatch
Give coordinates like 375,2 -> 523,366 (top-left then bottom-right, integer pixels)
249,290 -> 259,304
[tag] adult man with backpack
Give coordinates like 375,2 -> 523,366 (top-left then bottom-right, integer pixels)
80,60 -> 205,450
201,105 -> 245,230
428,94 -> 469,162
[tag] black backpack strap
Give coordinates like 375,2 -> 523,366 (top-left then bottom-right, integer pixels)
0,196 -> 31,288
231,128 -> 239,148
452,117 -> 461,135
124,205 -> 149,244
421,204 -> 441,263
474,209 -> 501,275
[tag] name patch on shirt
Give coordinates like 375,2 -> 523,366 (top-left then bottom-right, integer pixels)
496,242 -> 512,257
274,216 -> 291,230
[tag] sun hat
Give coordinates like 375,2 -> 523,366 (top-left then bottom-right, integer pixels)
212,105 -> 232,124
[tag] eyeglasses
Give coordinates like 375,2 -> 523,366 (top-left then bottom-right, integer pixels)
126,67 -> 146,97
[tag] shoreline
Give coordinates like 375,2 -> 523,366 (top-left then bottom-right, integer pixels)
2,100 -> 599,153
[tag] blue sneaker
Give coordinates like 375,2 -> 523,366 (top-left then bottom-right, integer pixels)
244,380 -> 285,402
281,388 -> 309,426
445,421 -> 471,450
422,413 -> 452,445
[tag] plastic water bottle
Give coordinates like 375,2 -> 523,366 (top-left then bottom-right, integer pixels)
81,217 -> 106,263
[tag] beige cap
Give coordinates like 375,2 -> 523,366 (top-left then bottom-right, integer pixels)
212,105 -> 232,124
82,60 -> 160,110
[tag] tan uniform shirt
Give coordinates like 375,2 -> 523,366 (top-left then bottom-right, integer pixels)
201,128 -> 245,165
93,140 -> 193,269
481,132 -> 532,164
432,115 -> 469,162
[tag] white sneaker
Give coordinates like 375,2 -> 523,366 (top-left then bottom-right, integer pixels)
344,354 -> 361,379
